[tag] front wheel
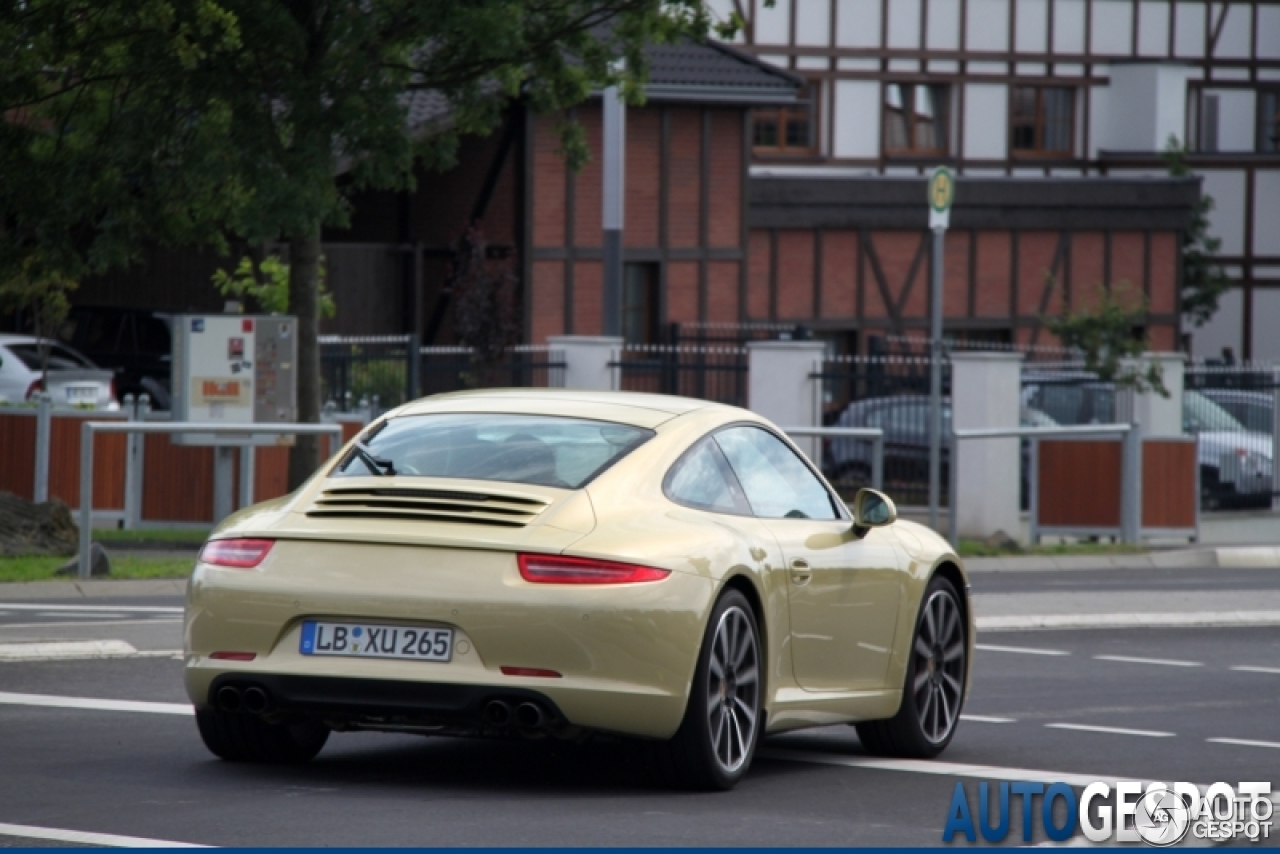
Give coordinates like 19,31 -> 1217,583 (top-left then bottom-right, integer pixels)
856,575 -> 967,758
654,589 -> 762,790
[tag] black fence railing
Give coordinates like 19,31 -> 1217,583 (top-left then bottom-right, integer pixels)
320,336 -> 564,412
613,345 -> 748,407
419,346 -> 565,397
319,335 -> 417,412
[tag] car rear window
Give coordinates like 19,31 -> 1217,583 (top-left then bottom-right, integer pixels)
5,343 -> 93,370
332,413 -> 654,489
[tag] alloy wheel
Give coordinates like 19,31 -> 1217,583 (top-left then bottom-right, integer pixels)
706,605 -> 760,773
911,589 -> 965,744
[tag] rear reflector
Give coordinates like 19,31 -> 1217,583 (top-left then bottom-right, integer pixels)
199,539 -> 275,568
500,666 -> 562,678
209,651 -> 257,661
517,553 -> 670,584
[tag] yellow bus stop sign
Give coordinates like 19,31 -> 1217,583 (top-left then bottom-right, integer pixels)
928,166 -> 954,229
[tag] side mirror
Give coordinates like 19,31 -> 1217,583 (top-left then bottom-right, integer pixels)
852,488 -> 897,530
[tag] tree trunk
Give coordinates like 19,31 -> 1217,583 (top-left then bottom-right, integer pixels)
287,223 -> 323,490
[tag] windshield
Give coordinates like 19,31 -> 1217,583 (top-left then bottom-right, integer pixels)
1183,390 -> 1247,434
333,413 -> 654,489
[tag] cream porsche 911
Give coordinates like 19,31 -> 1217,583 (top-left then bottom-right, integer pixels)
185,389 -> 972,790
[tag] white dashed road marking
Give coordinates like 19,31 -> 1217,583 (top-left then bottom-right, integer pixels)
975,643 -> 1069,656
0,603 -> 183,614
1207,737 -> 1280,750
1093,654 -> 1203,667
0,618 -> 182,630
1231,665 -> 1280,675
959,715 -> 1016,723
0,692 -> 192,715
0,821 -> 208,848
1044,723 -> 1176,738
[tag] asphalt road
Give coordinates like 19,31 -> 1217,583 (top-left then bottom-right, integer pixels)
0,571 -> 1276,847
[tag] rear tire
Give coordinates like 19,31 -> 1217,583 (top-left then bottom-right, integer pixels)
196,708 -> 329,763
653,589 -> 762,791
856,575 -> 966,759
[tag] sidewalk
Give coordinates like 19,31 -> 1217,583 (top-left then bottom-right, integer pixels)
965,545 -> 1280,572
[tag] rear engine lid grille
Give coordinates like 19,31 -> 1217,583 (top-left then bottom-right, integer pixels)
307,487 -> 550,528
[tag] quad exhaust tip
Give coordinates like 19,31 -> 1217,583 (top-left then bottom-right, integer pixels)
484,700 -> 513,727
242,686 -> 270,714
216,685 -> 242,712
515,702 -> 547,729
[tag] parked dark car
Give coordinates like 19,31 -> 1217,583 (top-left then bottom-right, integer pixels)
58,306 -> 172,409
824,394 -> 1053,506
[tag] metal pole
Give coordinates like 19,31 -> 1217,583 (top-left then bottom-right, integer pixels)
238,446 -> 255,510
213,446 -> 235,525
78,422 -> 94,580
928,225 -> 945,532
34,393 -> 51,503
871,434 -> 884,492
408,331 -> 422,402
947,430 -> 959,547
1029,438 -> 1040,545
602,81 -> 626,338
1121,420 -> 1143,544
123,394 -> 139,529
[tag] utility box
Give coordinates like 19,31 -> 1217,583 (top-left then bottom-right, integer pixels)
171,314 -> 297,445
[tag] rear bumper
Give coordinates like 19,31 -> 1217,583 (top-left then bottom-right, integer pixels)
183,540 -> 716,739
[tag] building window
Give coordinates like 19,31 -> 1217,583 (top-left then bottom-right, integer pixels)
884,84 -> 950,155
1009,86 -> 1074,156
622,263 -> 660,345
752,83 -> 817,155
1259,89 -> 1280,153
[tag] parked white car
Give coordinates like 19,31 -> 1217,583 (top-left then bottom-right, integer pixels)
0,334 -> 120,410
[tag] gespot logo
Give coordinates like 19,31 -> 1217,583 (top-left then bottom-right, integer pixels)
943,780 -> 1274,845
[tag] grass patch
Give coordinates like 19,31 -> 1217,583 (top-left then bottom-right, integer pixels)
0,554 -> 194,583
958,539 -> 1148,558
92,528 -> 209,543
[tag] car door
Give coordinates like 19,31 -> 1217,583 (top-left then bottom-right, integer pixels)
714,425 -> 903,693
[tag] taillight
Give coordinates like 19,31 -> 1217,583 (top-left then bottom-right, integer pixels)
517,553 -> 670,584
500,666 -> 561,678
199,538 -> 275,568
209,651 -> 257,661
24,379 -> 43,400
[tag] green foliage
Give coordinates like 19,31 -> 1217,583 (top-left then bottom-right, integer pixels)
0,555 -> 194,582
1044,279 -> 1169,396
1161,135 -> 1230,327
212,255 -> 335,318
0,256 -> 78,381
0,1 -> 246,284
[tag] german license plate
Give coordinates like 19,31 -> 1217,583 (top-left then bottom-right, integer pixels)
299,621 -> 452,662
65,386 -> 97,403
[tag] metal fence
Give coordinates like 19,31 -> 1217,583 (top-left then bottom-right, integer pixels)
814,354 -> 951,506
613,344 -> 748,407
320,335 -> 564,412
319,334 -> 418,412
419,345 -> 565,397
1184,364 -> 1278,510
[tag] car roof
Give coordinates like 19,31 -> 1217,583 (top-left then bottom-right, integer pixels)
0,334 -> 43,346
394,388 -> 739,429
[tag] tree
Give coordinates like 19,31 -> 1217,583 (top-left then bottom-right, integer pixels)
0,1 -> 245,302
1161,135 -> 1229,328
1044,279 -> 1168,396
450,223 -> 519,387
5,1 -> 715,487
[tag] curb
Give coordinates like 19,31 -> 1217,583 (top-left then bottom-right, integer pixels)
0,578 -> 188,600
965,546 -> 1280,572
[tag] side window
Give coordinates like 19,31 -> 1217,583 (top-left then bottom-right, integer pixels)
714,426 -> 839,521
664,437 -> 751,515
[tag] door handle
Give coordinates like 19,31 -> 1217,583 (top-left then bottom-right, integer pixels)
790,558 -> 812,585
